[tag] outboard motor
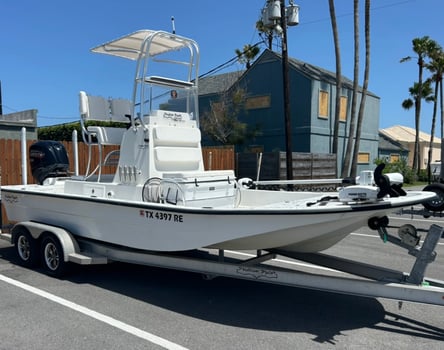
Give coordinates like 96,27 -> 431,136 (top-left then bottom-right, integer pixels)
29,141 -> 69,185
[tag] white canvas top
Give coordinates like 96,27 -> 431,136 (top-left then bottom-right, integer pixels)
91,30 -> 196,60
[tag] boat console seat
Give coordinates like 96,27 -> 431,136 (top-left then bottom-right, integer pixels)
79,91 -> 132,179
79,91 -> 131,146
153,126 -> 200,147
152,126 -> 203,172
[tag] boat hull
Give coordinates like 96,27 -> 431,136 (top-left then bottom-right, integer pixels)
1,186 -> 435,253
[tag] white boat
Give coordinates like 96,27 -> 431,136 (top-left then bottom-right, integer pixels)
1,29 -> 436,253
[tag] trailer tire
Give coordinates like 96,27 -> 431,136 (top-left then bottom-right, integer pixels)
422,183 -> 444,212
41,234 -> 68,277
14,227 -> 39,268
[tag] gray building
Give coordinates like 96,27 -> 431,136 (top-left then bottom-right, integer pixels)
0,109 -> 38,140
199,49 -> 380,174
378,131 -> 409,163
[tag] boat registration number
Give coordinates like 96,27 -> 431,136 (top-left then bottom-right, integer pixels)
140,210 -> 184,223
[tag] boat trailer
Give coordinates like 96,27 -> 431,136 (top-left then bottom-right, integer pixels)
1,221 -> 444,307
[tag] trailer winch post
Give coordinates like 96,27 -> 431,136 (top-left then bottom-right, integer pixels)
407,224 -> 443,285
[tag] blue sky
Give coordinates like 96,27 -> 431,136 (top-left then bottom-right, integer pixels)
1,0 -> 444,136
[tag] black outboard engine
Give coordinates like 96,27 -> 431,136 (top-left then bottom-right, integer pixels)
29,141 -> 69,185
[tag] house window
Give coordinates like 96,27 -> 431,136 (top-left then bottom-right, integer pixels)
390,154 -> 400,163
319,90 -> 329,118
245,95 -> 271,110
358,152 -> 370,164
248,145 -> 264,153
339,96 -> 347,122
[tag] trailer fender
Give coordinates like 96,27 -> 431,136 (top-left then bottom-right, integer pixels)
11,221 -> 80,262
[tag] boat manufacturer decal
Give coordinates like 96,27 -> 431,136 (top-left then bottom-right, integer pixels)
139,210 -> 184,223
3,193 -> 20,204
162,111 -> 185,121
236,266 -> 278,280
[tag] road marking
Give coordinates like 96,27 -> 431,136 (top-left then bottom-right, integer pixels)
390,215 -> 444,224
351,232 -> 380,238
351,232 -> 444,245
0,274 -> 188,350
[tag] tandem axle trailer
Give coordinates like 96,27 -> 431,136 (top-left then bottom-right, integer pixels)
1,220 -> 444,307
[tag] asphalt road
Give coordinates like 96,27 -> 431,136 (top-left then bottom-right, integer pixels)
0,210 -> 443,349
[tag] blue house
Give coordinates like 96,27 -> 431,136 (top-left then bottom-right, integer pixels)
199,49 -> 380,175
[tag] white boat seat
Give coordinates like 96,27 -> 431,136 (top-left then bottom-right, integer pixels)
110,98 -> 132,122
155,147 -> 202,171
152,125 -> 203,172
79,91 -> 131,123
153,126 -> 200,147
81,94 -> 109,120
79,90 -> 132,179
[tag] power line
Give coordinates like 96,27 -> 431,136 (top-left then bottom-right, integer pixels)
200,41 -> 263,78
300,0 -> 412,26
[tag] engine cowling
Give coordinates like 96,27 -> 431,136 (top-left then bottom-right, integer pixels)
29,140 -> 69,185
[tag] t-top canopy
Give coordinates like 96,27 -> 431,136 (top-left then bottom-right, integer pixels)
91,30 -> 197,60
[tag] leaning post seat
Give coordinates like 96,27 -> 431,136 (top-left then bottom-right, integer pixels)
79,91 -> 132,179
152,125 -> 204,173
79,91 -> 131,145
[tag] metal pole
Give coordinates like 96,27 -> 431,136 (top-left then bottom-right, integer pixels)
21,127 -> 27,185
280,0 -> 293,180
0,80 -> 3,115
72,130 -> 79,176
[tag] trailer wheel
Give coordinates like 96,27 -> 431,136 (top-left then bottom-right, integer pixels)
14,228 -> 39,267
422,183 -> 444,212
41,235 -> 67,277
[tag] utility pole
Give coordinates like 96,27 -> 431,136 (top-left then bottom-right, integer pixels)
280,0 -> 293,180
261,1 -> 299,180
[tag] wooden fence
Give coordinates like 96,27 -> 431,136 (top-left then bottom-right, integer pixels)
0,139 -> 235,186
0,139 -> 339,187
236,152 -> 337,180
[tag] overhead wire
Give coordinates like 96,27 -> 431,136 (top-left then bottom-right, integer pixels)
5,0 -> 414,123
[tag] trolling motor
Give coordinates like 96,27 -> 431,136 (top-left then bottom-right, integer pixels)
338,163 -> 406,202
373,163 -> 406,198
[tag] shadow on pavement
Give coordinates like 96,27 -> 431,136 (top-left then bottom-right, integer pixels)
1,244 -> 443,345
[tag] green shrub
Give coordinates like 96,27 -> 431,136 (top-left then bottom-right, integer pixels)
38,121 -> 127,142
38,123 -> 81,141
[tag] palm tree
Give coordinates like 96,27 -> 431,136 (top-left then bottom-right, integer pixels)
426,47 -> 444,182
328,0 -> 342,164
402,80 -> 435,172
401,36 -> 439,176
341,0 -> 359,177
350,0 -> 371,178
235,44 -> 260,69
